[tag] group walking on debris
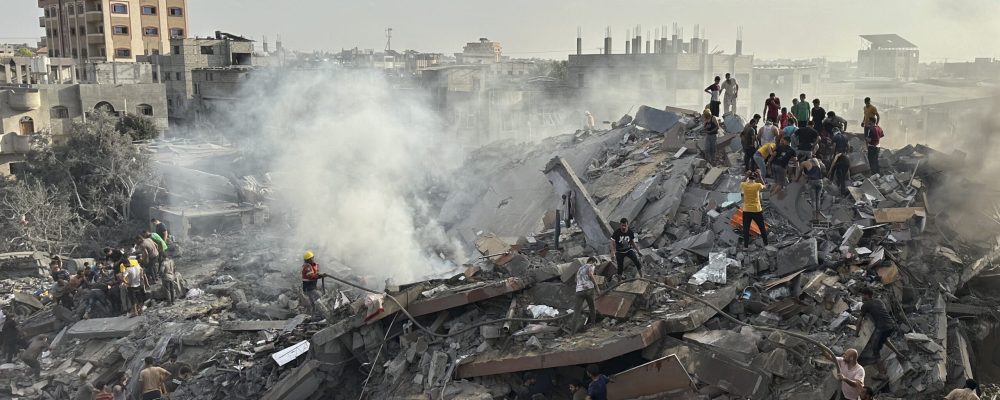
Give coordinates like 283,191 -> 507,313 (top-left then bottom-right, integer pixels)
0,218 -> 195,399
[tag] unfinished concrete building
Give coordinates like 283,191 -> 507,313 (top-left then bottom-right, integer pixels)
150,32 -> 255,125
857,34 -> 919,81
568,26 -> 753,119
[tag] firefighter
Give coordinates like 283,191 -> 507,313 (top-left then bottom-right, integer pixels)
301,251 -> 327,314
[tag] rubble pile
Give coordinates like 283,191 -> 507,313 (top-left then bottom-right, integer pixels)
1,106 -> 999,399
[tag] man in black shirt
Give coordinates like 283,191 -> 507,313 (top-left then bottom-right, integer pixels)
811,99 -> 827,134
829,152 -> 852,197
795,122 -> 819,161
609,218 -> 642,279
832,129 -> 849,154
741,114 -> 761,173
857,287 -> 897,360
151,218 -> 169,243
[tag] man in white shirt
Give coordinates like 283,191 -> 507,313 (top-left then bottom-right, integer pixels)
721,73 -> 739,114
572,257 -> 601,333
124,262 -> 147,317
758,120 -> 778,145
824,348 -> 865,400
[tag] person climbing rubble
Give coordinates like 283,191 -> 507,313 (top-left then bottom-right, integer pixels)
797,158 -> 826,220
20,334 -> 48,377
945,379 -> 981,400
702,109 -> 721,165
610,218 -> 642,279
857,287 -> 898,367
125,258 -> 149,317
741,114 -> 762,173
139,356 -> 171,400
823,348 -> 865,400
572,257 -> 601,333
301,251 -> 329,314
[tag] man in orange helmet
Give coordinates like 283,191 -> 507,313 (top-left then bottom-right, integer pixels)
301,251 -> 327,314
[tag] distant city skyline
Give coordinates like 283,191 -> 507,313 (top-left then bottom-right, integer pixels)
3,0 -> 998,61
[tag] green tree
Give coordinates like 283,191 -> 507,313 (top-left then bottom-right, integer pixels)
116,113 -> 161,141
22,111 -> 152,223
14,47 -> 34,57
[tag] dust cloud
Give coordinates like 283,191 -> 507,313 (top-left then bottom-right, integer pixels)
193,68 -> 468,284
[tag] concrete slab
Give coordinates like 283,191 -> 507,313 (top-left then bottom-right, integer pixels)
595,291 -> 637,319
66,316 -> 144,339
702,167 -> 727,188
544,156 -> 614,249
768,182 -> 812,233
261,360 -> 327,400
633,106 -> 682,133
611,174 -> 661,223
683,329 -> 760,363
774,238 -> 818,276
608,354 -> 695,400
650,335 -> 771,399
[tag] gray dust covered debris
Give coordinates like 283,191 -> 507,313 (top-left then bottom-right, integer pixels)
2,106 -> 1000,400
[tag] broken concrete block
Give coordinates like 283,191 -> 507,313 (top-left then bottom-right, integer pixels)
753,348 -> 793,378
544,157 -> 615,249
66,316 -> 144,339
701,167 -> 726,187
683,329 -> 760,362
633,106 -> 682,133
426,351 -> 450,388
774,238 -> 818,276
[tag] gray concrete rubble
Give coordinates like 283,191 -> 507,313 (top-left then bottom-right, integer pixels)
2,106 -> 1000,400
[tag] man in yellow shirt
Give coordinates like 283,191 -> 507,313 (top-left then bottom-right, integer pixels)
862,97 -> 880,127
753,142 -> 776,179
740,170 -> 768,249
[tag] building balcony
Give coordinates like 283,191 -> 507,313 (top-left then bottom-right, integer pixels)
0,134 -> 31,155
7,89 -> 41,111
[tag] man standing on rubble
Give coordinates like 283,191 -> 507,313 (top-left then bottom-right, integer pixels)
702,109 -> 721,165
2,313 -> 20,363
139,356 -> 171,400
146,230 -> 168,276
763,93 -> 781,124
740,170 -> 769,249
136,234 -> 160,284
704,76 -> 722,117
864,117 -> 883,175
811,99 -> 827,133
857,288 -> 897,363
830,150 -> 852,198
758,120 -> 778,145
302,251 -> 327,314
572,257 -> 601,333
721,73 -> 738,115
862,97 -> 880,128
585,111 -> 595,132
125,258 -> 149,317
824,348 -> 865,400
795,121 -> 820,161
741,114 -> 761,173
610,219 -> 642,279
792,94 -> 811,128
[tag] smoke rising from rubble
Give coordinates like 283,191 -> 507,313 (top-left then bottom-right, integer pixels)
197,69 -> 467,284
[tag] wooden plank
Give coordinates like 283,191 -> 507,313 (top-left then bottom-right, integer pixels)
874,207 -> 926,223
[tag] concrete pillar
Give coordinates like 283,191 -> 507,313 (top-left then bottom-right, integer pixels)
576,38 -> 582,55
625,41 -> 631,55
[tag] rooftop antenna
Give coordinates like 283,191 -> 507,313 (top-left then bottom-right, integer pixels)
385,27 -> 393,52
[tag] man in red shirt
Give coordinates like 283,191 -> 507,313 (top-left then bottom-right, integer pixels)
763,93 -> 781,124
301,251 -> 326,314
864,116 -> 884,175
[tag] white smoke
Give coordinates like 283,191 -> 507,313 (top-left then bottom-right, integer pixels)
219,68 -> 467,284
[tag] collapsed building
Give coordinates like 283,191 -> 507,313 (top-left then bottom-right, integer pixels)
1,104 -> 1000,400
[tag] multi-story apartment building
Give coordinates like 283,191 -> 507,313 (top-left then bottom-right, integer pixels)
38,0 -> 189,68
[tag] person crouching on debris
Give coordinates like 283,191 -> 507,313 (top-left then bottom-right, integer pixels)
857,288 -> 897,364
740,170 -> 768,249
136,234 -> 160,284
829,150 -> 852,198
702,109 -> 721,165
796,158 -> 825,219
823,348 -> 865,400
139,356 -> 171,400
20,334 -> 47,377
301,251 -> 327,314
610,218 -> 642,279
572,257 -> 602,333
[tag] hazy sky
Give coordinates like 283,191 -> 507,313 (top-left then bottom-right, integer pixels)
4,0 -> 998,61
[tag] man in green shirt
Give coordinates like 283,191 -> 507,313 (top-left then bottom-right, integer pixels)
145,231 -> 168,278
791,93 -> 810,128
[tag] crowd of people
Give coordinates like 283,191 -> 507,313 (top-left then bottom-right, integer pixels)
0,218 -> 192,399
